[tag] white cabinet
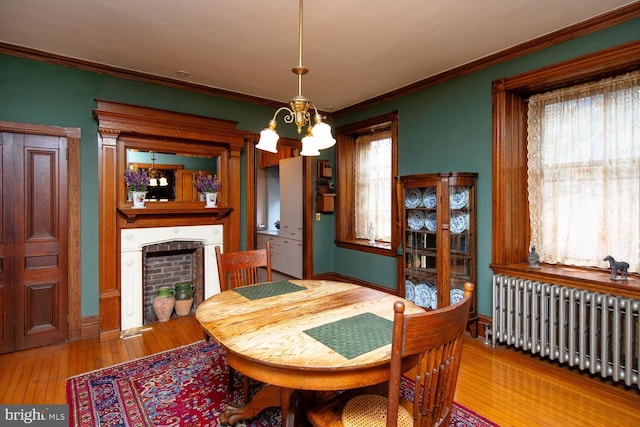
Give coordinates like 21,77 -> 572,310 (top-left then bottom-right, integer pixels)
279,156 -> 303,241
257,231 -> 303,279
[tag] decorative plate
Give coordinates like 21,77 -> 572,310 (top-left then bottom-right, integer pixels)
450,211 -> 469,233
427,283 -> 438,310
424,212 -> 437,231
405,280 -> 416,302
450,288 -> 464,305
408,210 -> 426,230
422,188 -> 437,209
404,188 -> 421,208
450,186 -> 469,209
414,283 -> 432,308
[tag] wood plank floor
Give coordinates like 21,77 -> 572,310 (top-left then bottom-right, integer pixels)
1,314 -> 639,426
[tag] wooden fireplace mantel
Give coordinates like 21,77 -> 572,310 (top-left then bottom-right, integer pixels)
95,99 -> 247,341
117,205 -> 233,223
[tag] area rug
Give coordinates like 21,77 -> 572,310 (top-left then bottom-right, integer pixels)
66,341 -> 498,426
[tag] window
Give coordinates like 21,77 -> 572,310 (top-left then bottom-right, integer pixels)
335,112 -> 398,255
491,41 -> 640,274
527,71 -> 640,271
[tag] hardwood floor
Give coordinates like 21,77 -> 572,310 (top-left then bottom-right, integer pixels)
1,314 -> 638,426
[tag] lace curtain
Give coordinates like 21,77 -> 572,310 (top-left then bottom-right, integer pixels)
354,131 -> 392,242
527,70 -> 640,272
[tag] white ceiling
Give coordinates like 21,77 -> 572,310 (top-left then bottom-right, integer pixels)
0,0 -> 636,112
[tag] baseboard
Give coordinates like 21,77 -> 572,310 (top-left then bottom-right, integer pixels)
76,315 -> 100,340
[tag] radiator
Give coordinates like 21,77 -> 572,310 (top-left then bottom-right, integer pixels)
491,274 -> 640,388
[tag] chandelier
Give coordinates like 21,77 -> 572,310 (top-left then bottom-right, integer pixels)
255,0 -> 335,156
148,152 -> 168,187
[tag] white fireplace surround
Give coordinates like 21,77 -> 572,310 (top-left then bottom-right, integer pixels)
120,224 -> 223,331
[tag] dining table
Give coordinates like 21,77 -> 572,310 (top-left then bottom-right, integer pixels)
195,279 -> 425,426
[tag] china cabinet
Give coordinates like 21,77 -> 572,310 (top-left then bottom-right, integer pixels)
396,172 -> 478,334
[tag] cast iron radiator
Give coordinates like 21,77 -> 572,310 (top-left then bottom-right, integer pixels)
491,274 -> 639,388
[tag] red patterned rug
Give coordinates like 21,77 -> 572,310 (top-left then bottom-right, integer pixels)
66,341 -> 498,426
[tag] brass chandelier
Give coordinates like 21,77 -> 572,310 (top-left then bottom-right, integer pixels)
255,0 -> 335,156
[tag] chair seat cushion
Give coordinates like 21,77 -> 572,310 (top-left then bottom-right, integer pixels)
341,394 -> 413,427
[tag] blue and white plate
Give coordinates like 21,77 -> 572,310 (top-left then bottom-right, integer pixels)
425,212 -> 437,231
427,283 -> 438,309
450,211 -> 469,233
405,188 -> 421,208
414,283 -> 432,308
405,280 -> 416,301
450,186 -> 469,209
408,210 -> 426,230
422,187 -> 437,209
450,288 -> 464,305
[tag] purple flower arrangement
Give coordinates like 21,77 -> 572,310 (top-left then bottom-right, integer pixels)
125,169 -> 150,192
194,173 -> 221,193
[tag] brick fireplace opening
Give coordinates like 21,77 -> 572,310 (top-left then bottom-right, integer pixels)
143,241 -> 204,324
120,224 -> 223,332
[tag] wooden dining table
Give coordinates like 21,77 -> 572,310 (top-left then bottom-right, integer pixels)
195,279 -> 424,426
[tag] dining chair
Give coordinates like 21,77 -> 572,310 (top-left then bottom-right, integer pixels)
215,242 -> 272,291
307,282 -> 474,427
214,242 -> 272,402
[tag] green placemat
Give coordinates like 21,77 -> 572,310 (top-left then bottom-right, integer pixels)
303,312 -> 393,359
232,280 -> 306,300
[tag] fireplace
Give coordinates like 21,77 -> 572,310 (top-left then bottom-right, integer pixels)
120,225 -> 223,331
143,241 -> 204,324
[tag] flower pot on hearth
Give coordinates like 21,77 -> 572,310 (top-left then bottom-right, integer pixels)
153,287 -> 175,322
174,281 -> 195,316
174,298 -> 194,316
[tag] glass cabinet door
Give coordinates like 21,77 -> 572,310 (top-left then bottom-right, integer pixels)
398,173 -> 476,320
404,184 -> 438,310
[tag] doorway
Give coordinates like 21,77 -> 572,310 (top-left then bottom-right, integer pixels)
0,124 -> 76,353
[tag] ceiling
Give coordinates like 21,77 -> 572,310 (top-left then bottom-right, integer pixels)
0,0 -> 636,112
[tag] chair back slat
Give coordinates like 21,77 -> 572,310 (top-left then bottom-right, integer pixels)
387,282 -> 474,427
215,243 -> 272,291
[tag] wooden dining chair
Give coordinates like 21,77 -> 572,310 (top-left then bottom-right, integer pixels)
214,242 -> 272,402
215,242 -> 272,291
307,282 -> 474,427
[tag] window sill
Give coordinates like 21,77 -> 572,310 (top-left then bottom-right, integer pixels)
490,262 -> 640,299
335,239 -> 396,257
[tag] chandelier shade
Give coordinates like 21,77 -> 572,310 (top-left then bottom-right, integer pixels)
255,0 -> 334,156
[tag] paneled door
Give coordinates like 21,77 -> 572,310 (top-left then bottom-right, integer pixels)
0,131 -> 68,353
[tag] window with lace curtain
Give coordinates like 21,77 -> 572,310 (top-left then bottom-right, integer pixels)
527,70 -> 640,272
355,131 -> 392,242
335,112 -> 398,255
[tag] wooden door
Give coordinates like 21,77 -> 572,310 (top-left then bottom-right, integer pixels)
0,132 -> 68,353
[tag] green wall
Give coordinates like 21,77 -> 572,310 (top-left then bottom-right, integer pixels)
326,19 -> 640,316
1,17 -> 638,319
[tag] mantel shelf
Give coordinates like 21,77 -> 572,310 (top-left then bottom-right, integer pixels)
117,205 -> 233,223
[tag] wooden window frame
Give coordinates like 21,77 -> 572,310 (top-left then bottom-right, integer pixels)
491,40 -> 640,294
335,111 -> 399,256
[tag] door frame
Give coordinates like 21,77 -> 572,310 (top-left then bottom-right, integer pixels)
0,120 -> 82,340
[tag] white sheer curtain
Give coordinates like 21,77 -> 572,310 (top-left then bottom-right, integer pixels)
527,70 -> 640,272
355,131 -> 392,242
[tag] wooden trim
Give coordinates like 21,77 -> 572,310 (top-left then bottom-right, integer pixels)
0,43 -> 285,111
0,121 -> 82,342
335,112 -> 399,257
491,40 -> 640,297
95,100 -> 247,340
333,3 -> 640,116
79,315 -> 100,339
245,135 -> 257,252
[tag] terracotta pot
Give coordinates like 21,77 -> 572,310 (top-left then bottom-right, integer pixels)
152,290 -> 175,322
175,298 -> 194,316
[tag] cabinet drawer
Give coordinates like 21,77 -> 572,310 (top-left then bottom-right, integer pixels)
279,224 -> 303,240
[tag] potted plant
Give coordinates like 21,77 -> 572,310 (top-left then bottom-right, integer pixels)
125,169 -> 150,208
194,173 -> 221,208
